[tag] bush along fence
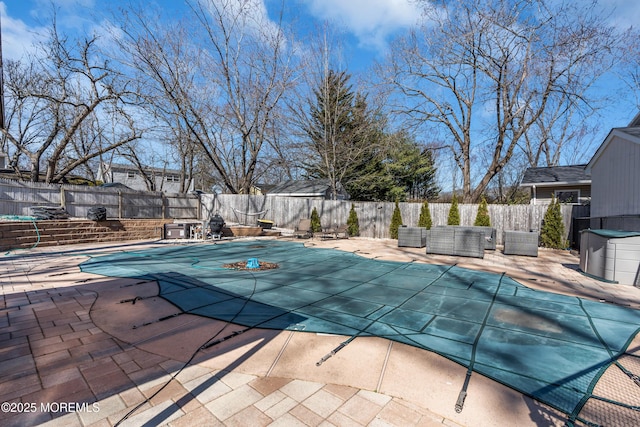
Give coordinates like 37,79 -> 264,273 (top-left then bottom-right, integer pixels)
0,178 -> 589,246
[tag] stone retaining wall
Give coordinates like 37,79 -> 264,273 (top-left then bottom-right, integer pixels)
0,219 -> 173,251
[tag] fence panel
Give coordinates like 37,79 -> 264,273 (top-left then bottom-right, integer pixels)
1,179 -> 588,245
165,193 -> 199,219
206,194 -> 582,244
0,178 -> 198,219
0,179 -> 61,215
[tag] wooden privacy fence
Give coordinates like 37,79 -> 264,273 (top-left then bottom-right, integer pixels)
0,178 -> 198,219
205,194 -> 590,245
0,179 -> 589,245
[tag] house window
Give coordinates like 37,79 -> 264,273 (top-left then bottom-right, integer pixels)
166,175 -> 180,183
555,189 -> 580,204
127,171 -> 136,179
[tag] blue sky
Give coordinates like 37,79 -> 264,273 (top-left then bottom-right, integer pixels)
1,0 -> 423,72
4,0 -> 639,109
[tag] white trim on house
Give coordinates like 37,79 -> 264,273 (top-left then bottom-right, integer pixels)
554,189 -> 581,204
586,128 -> 640,173
520,180 -> 591,187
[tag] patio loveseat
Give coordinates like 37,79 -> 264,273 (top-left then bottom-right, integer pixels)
425,226 -> 485,258
436,225 -> 496,250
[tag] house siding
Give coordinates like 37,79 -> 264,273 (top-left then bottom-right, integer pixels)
591,136 -> 640,218
98,164 -> 194,194
533,184 -> 591,205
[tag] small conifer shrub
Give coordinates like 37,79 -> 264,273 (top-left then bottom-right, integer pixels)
390,200 -> 403,239
474,196 -> 491,227
347,204 -> 360,236
540,197 -> 567,249
310,207 -> 322,233
447,194 -> 460,226
418,201 -> 432,229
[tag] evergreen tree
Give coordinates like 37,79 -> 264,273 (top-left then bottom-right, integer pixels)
418,200 -> 432,229
304,71 -> 378,200
310,207 -> 322,233
389,199 -> 403,239
304,71 -> 439,203
385,133 -> 440,201
474,196 -> 491,227
347,204 -> 360,236
540,197 -> 566,249
447,194 -> 460,225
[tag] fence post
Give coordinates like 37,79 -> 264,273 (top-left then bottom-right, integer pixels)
60,186 -> 66,209
162,194 -> 166,219
118,191 -> 123,219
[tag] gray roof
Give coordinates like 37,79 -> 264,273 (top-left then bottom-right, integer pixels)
105,163 -> 183,175
267,179 -> 349,198
520,164 -> 590,187
267,179 -> 334,195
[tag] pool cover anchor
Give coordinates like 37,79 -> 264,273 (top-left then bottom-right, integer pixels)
455,371 -> 472,413
201,327 -> 251,350
120,295 -> 154,305
316,336 -> 356,366
132,312 -> 183,329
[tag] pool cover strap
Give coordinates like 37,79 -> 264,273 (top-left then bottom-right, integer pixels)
456,273 -> 505,413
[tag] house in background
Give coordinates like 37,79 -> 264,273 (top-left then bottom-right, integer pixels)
520,164 -> 591,205
0,152 -> 8,170
266,179 -> 350,200
97,163 -> 194,194
586,114 -> 640,229
579,114 -> 640,286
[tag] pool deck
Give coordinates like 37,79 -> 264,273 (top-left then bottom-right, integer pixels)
1,236 -> 639,427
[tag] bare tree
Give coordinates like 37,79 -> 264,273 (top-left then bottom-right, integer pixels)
1,17 -> 142,183
614,27 -> 640,112
384,0 -> 619,202
113,0 -> 298,194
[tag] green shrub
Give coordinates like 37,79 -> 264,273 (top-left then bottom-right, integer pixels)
447,194 -> 460,225
389,199 -> 403,239
540,197 -> 567,249
310,207 -> 322,233
347,204 -> 360,236
418,201 -> 432,229
474,196 -> 491,227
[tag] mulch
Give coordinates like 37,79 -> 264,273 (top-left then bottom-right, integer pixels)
223,261 -> 279,270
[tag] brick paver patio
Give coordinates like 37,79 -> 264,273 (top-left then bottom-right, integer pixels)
1,237 -> 639,426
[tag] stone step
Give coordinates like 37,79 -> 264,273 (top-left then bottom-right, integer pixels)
0,219 -> 172,251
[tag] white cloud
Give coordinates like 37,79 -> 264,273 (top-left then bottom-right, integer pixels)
0,2 -> 46,61
209,0 -> 282,41
305,0 -> 421,50
598,0 -> 640,29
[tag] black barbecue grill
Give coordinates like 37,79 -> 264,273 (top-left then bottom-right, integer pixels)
209,213 -> 225,239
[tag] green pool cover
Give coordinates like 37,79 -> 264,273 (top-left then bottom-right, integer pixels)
80,240 -> 640,421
